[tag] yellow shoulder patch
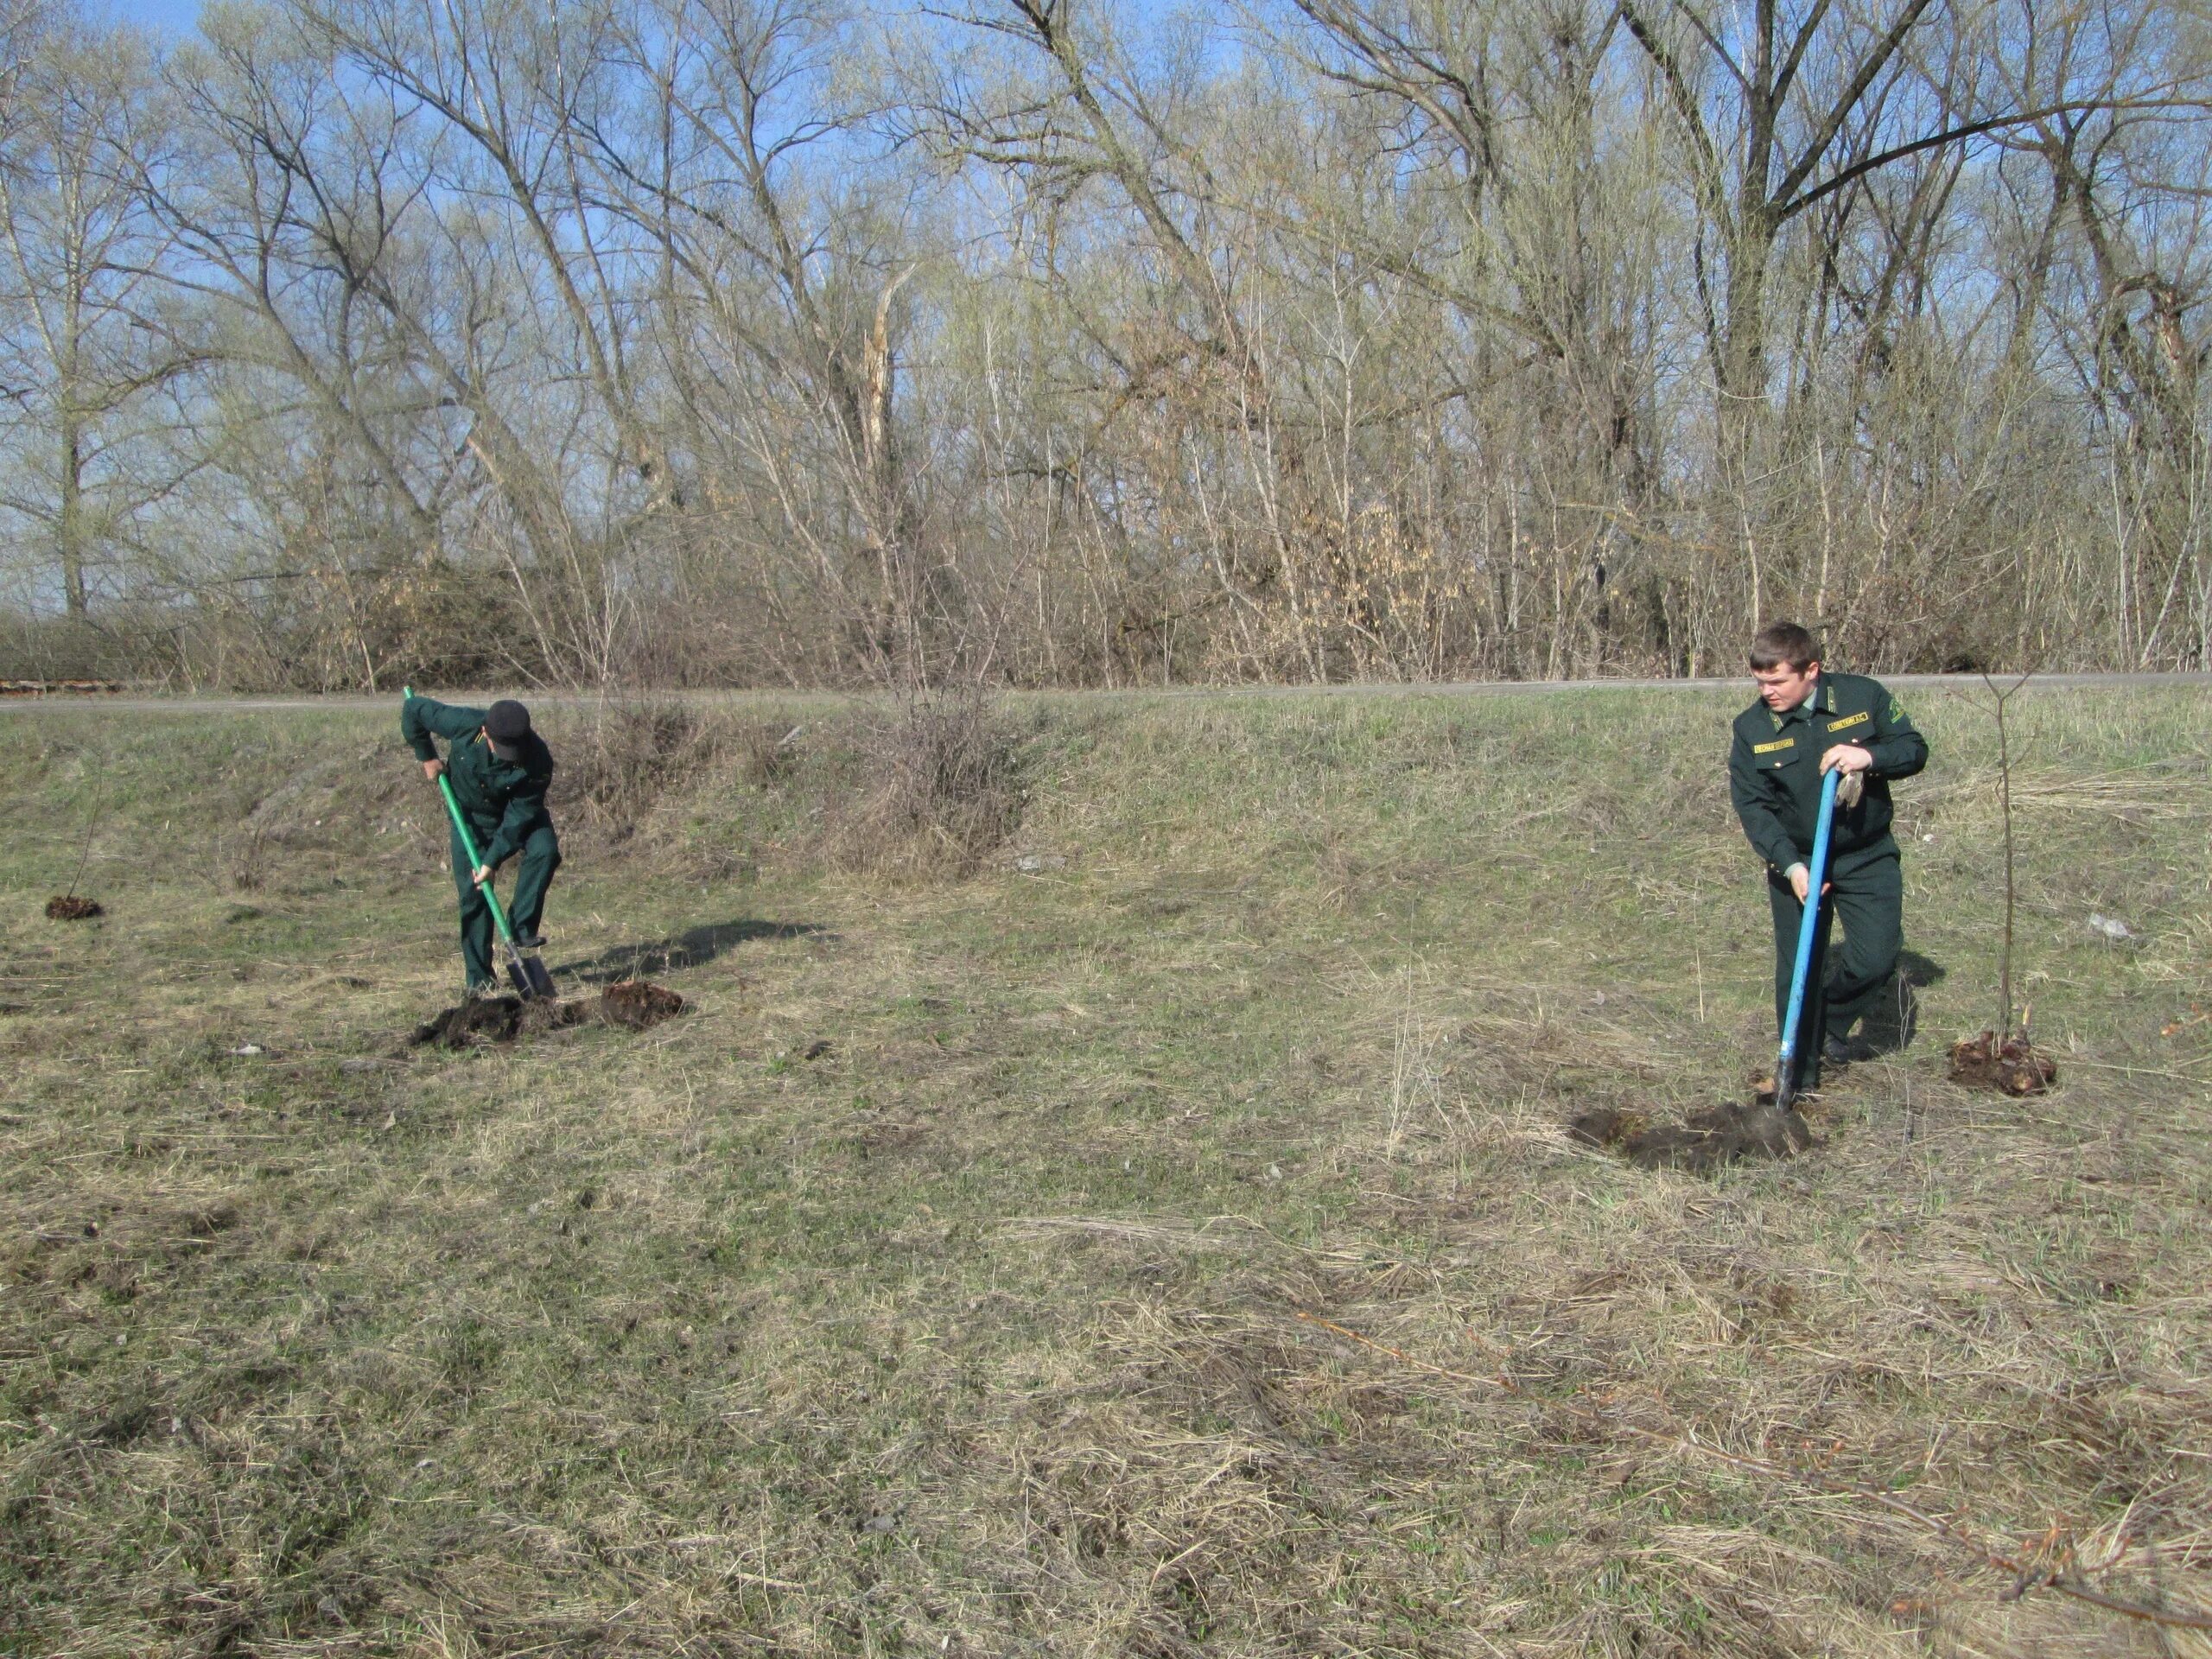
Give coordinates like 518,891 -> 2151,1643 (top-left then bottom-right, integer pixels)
1751,736 -> 1795,754
1826,709 -> 1871,734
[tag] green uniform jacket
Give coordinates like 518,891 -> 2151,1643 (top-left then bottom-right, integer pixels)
1728,672 -> 1927,876
401,696 -> 556,868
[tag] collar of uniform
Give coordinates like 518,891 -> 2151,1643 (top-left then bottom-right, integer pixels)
1770,677 -> 1824,730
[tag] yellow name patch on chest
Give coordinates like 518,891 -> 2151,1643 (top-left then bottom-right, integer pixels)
1751,736 -> 1795,754
1826,709 -> 1872,734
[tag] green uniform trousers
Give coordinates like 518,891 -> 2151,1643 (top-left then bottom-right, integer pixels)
450,818 -> 560,991
1766,841 -> 1902,1090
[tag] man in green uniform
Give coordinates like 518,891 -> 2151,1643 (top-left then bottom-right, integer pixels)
1728,622 -> 1927,1094
402,694 -> 560,996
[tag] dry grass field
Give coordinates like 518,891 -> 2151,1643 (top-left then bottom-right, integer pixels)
2,685 -> 2209,1657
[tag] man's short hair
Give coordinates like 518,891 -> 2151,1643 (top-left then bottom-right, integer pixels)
1749,622 -> 1821,672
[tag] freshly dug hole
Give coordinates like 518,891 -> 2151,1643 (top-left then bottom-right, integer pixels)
410,980 -> 685,1049
1569,1099 -> 1815,1173
410,996 -> 569,1047
45,895 -> 102,920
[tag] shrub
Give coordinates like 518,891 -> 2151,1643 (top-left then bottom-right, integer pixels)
842,689 -> 1025,876
553,699 -> 721,843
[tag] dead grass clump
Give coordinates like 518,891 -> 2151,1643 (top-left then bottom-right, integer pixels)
735,720 -> 804,787
221,823 -> 270,892
555,699 -> 721,842
223,753 -> 347,890
1948,1029 -> 2057,1095
222,742 -> 438,889
842,689 -> 1025,876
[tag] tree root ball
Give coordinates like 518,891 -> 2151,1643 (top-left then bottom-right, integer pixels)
45,895 -> 103,920
1948,1030 -> 2056,1096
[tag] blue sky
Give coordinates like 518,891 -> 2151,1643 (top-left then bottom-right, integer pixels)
99,0 -> 204,37
95,0 -> 1203,42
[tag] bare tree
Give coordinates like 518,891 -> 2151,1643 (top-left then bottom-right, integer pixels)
588,0 -> 940,680
0,16 -> 192,619
4,0 -> 2212,687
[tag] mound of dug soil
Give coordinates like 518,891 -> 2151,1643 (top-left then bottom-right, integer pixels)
410,996 -> 561,1047
45,895 -> 102,920
410,980 -> 685,1049
601,979 -> 685,1029
1948,1030 -> 2056,1096
1568,1099 -> 1815,1173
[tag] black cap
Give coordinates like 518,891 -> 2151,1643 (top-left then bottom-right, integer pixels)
484,700 -> 531,744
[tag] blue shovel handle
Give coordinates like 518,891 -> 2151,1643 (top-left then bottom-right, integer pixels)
1776,766 -> 1841,1109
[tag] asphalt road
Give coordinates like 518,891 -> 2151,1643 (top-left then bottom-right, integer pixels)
3,671 -> 2209,715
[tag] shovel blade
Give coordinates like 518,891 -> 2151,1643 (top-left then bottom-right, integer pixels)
505,951 -> 556,1001
1771,1046 -> 1800,1113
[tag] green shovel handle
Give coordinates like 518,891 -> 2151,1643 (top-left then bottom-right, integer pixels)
404,685 -> 520,946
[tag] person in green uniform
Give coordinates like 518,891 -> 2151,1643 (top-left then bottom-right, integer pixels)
402,694 -> 561,995
1728,622 -> 1927,1094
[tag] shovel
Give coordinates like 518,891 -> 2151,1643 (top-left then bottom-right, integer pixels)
405,685 -> 556,1001
1773,766 -> 1841,1113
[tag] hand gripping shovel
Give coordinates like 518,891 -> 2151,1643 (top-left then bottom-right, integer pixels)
406,686 -> 556,1001
1773,766 -> 1841,1112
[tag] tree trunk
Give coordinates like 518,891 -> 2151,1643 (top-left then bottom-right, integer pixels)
1720,209 -> 1776,457
59,407 -> 86,618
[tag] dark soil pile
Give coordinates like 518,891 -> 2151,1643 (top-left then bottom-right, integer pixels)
1948,1030 -> 2056,1096
410,981 -> 686,1049
1569,1099 -> 1815,1174
601,979 -> 685,1030
45,895 -> 102,920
